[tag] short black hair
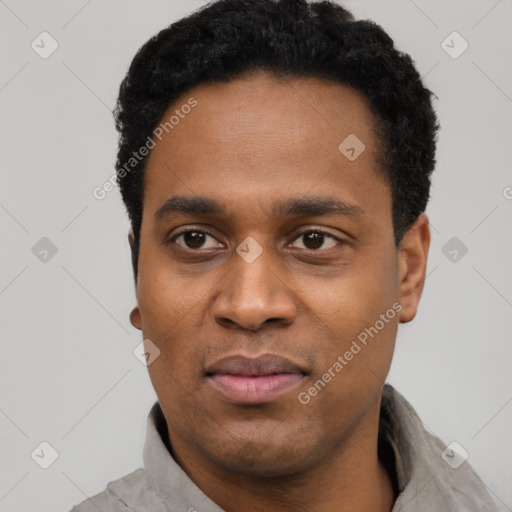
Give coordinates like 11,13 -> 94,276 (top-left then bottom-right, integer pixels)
114,0 -> 439,278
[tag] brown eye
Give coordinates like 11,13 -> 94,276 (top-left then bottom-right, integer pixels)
291,230 -> 340,251
171,229 -> 221,250
182,231 -> 207,249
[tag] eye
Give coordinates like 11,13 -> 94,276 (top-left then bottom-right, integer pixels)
169,228 -> 344,252
170,229 -> 222,250
290,230 -> 341,251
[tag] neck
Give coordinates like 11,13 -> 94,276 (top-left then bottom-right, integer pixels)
202,453 -> 395,512
167,408 -> 396,512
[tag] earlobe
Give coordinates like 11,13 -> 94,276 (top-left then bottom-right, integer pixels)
398,213 -> 431,324
130,306 -> 142,330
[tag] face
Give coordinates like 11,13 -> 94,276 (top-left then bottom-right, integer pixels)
129,70 -> 429,478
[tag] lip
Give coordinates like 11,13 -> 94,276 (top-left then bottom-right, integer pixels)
205,353 -> 308,404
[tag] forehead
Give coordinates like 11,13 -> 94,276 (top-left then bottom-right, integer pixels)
142,70 -> 390,225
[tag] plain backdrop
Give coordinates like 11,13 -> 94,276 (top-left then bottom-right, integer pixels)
1,1 -> 511,511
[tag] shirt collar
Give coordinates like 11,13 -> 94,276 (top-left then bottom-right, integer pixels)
143,401 -> 226,511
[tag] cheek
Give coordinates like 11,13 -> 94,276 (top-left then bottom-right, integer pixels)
318,249 -> 399,323
137,247 -> 207,332
136,270 -> 190,363
310,249 -> 400,376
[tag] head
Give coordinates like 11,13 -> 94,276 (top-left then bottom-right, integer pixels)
115,0 -> 438,480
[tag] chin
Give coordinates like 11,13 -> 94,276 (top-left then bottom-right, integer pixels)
201,426 -> 318,478
213,451 -> 309,478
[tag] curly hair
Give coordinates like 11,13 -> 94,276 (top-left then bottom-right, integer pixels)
114,0 -> 439,278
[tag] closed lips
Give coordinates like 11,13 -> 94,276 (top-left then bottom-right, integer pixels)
205,353 -> 308,377
205,353 -> 308,404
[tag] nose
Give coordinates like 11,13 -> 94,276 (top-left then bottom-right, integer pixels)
212,246 -> 298,331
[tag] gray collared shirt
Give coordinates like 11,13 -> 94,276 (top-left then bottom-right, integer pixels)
69,384 -> 498,511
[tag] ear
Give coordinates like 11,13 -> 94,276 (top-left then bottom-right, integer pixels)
128,229 -> 138,285
397,213 -> 431,323
128,229 -> 142,330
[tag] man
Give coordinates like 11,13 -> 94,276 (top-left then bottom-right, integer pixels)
71,0 -> 498,510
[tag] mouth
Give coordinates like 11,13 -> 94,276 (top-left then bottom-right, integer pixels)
205,353 -> 308,405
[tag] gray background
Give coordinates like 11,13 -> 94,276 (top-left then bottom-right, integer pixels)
1,0 -> 511,510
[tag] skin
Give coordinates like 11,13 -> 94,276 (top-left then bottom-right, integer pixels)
128,70 -> 430,512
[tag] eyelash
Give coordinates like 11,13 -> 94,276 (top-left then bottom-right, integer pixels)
168,227 -> 344,252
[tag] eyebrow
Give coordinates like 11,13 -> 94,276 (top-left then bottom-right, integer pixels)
154,195 -> 365,222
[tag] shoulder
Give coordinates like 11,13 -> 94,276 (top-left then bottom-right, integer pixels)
68,468 -> 157,512
383,385 -> 499,512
